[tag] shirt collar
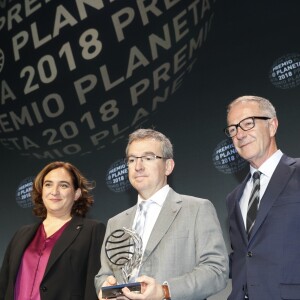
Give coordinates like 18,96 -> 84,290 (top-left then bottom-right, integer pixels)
250,149 -> 283,178
137,184 -> 170,207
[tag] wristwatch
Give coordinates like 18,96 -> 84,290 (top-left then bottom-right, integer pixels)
162,284 -> 171,300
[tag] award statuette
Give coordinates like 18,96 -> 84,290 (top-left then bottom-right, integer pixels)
101,228 -> 143,299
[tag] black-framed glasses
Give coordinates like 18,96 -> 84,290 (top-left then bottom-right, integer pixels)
124,154 -> 168,166
224,116 -> 271,138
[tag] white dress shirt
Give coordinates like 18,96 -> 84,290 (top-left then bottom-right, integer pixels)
239,150 -> 283,228
129,185 -> 170,280
133,184 -> 170,252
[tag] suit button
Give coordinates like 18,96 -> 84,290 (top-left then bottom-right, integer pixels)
247,251 -> 253,257
40,286 -> 47,292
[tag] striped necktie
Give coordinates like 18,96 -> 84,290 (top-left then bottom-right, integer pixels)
129,200 -> 152,282
134,200 -> 152,238
246,171 -> 261,235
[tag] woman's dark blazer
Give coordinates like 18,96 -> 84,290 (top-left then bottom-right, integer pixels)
0,216 -> 105,300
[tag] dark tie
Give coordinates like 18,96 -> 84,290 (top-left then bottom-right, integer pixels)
246,171 -> 261,235
134,200 -> 152,238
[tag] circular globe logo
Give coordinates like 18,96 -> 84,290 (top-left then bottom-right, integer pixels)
106,159 -> 131,193
16,176 -> 35,208
269,53 -> 300,89
212,139 -> 248,174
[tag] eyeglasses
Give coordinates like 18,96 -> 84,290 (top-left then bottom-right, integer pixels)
224,116 -> 271,138
124,154 -> 168,166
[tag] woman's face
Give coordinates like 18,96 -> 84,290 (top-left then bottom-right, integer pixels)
42,167 -> 81,218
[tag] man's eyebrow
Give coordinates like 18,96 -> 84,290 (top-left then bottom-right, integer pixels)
128,151 -> 156,156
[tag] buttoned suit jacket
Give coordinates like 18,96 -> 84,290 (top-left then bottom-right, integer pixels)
0,216 -> 106,300
95,188 -> 229,300
227,154 -> 300,300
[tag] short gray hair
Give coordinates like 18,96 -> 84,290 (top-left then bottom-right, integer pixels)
126,128 -> 173,159
227,95 -> 277,118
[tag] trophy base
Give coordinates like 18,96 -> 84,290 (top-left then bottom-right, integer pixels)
102,282 -> 141,299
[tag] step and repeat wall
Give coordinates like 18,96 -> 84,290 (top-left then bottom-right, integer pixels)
1,1 -> 300,298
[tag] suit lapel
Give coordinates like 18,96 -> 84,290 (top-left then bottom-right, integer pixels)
44,216 -> 83,277
15,223 -> 40,257
249,155 -> 296,242
229,175 -> 250,245
114,207 -> 137,283
142,189 -> 182,263
11,223 -> 41,277
124,206 -> 137,228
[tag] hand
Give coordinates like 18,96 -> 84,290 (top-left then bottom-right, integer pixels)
121,275 -> 164,300
98,276 -> 118,300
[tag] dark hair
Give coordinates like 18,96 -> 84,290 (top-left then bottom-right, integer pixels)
32,161 -> 95,219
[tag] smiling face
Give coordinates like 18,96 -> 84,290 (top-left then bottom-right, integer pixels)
42,167 -> 81,218
127,138 -> 174,200
227,101 -> 278,168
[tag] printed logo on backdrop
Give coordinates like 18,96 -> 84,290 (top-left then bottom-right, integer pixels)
0,0 -> 216,160
16,176 -> 34,208
212,139 -> 248,174
106,159 -> 131,193
269,53 -> 300,89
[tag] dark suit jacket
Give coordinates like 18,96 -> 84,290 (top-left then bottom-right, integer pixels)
226,154 -> 300,300
0,216 -> 105,300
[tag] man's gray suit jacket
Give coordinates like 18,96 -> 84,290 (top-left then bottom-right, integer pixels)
95,188 -> 229,300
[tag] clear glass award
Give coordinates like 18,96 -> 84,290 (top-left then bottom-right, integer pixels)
102,228 -> 142,298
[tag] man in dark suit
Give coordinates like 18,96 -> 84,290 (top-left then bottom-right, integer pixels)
95,129 -> 228,300
224,95 -> 300,300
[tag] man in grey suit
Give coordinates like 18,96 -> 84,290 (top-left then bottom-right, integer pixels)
95,129 -> 228,300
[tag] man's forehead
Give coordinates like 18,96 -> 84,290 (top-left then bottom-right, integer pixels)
228,103 -> 260,122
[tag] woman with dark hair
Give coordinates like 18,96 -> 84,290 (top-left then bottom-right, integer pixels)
0,161 -> 106,300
